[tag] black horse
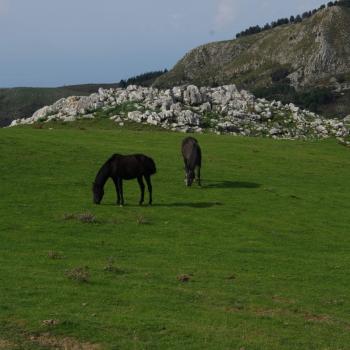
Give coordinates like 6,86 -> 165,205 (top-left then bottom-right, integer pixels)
181,137 -> 202,187
92,154 -> 156,206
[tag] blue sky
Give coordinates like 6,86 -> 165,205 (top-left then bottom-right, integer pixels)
0,0 -> 326,87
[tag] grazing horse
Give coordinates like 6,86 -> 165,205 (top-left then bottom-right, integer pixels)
181,137 -> 202,187
92,154 -> 156,206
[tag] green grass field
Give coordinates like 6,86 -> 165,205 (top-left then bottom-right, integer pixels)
1,121 -> 350,349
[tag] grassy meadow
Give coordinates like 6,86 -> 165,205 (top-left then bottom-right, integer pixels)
0,120 -> 350,349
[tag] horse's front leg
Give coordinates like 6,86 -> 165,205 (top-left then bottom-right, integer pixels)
112,177 -> 121,205
137,176 -> 145,205
144,175 -> 153,205
117,178 -> 124,206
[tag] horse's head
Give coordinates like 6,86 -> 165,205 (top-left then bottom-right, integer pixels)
185,169 -> 195,187
92,182 -> 104,204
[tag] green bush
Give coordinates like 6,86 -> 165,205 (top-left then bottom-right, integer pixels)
253,83 -> 336,113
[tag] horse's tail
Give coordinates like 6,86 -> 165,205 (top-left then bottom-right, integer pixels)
196,144 -> 202,167
146,157 -> 157,175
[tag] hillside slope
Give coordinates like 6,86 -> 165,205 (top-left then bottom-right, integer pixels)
0,84 -> 119,127
0,71 -> 166,127
154,5 -> 350,116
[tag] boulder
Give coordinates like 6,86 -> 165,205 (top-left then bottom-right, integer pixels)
183,85 -> 202,106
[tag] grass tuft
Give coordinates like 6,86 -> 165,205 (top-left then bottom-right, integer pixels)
47,251 -> 64,259
177,274 -> 192,283
103,257 -> 124,274
63,212 -> 97,224
65,267 -> 90,283
136,214 -> 150,225
76,212 -> 96,224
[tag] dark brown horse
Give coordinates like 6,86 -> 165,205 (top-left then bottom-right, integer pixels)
181,137 -> 202,187
92,154 -> 156,206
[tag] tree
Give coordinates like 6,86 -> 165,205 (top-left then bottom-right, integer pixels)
295,15 -> 302,22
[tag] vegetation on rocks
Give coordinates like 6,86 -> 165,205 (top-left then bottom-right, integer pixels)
235,1 -> 341,39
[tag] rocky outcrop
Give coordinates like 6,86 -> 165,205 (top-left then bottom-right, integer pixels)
10,84 -> 350,141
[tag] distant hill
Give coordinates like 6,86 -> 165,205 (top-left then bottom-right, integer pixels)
0,70 -> 166,127
0,84 -> 118,127
154,3 -> 350,117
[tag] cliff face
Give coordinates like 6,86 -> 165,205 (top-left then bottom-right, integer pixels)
154,6 -> 350,93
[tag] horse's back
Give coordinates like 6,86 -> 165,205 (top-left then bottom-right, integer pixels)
111,154 -> 156,179
182,136 -> 198,148
135,154 -> 156,175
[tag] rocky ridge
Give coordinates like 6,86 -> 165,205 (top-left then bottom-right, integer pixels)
10,84 -> 350,142
154,6 -> 350,90
153,5 -> 350,117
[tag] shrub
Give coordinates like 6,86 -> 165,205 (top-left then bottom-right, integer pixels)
271,68 -> 290,82
253,84 -> 336,113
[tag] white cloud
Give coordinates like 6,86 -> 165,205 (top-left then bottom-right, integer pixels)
214,0 -> 238,30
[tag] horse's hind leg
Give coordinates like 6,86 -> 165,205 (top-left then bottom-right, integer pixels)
117,178 -> 124,206
112,177 -> 121,205
137,176 -> 145,205
144,175 -> 153,205
196,166 -> 201,186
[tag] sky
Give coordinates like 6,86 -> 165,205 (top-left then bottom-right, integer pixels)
0,0 -> 327,87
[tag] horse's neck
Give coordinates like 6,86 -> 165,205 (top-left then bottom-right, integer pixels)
95,162 -> 110,187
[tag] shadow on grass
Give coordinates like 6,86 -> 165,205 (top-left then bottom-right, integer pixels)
101,202 -> 223,208
203,180 -> 261,189
153,202 -> 223,208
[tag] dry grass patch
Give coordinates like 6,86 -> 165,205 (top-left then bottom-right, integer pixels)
65,266 -> 90,283
30,333 -> 102,350
76,212 -> 96,224
0,339 -> 15,349
103,257 -> 125,274
136,214 -> 150,225
177,274 -> 192,282
42,319 -> 60,326
48,250 -> 64,259
63,212 -> 97,224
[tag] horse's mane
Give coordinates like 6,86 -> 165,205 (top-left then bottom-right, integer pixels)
94,155 -> 119,186
107,153 -> 122,163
